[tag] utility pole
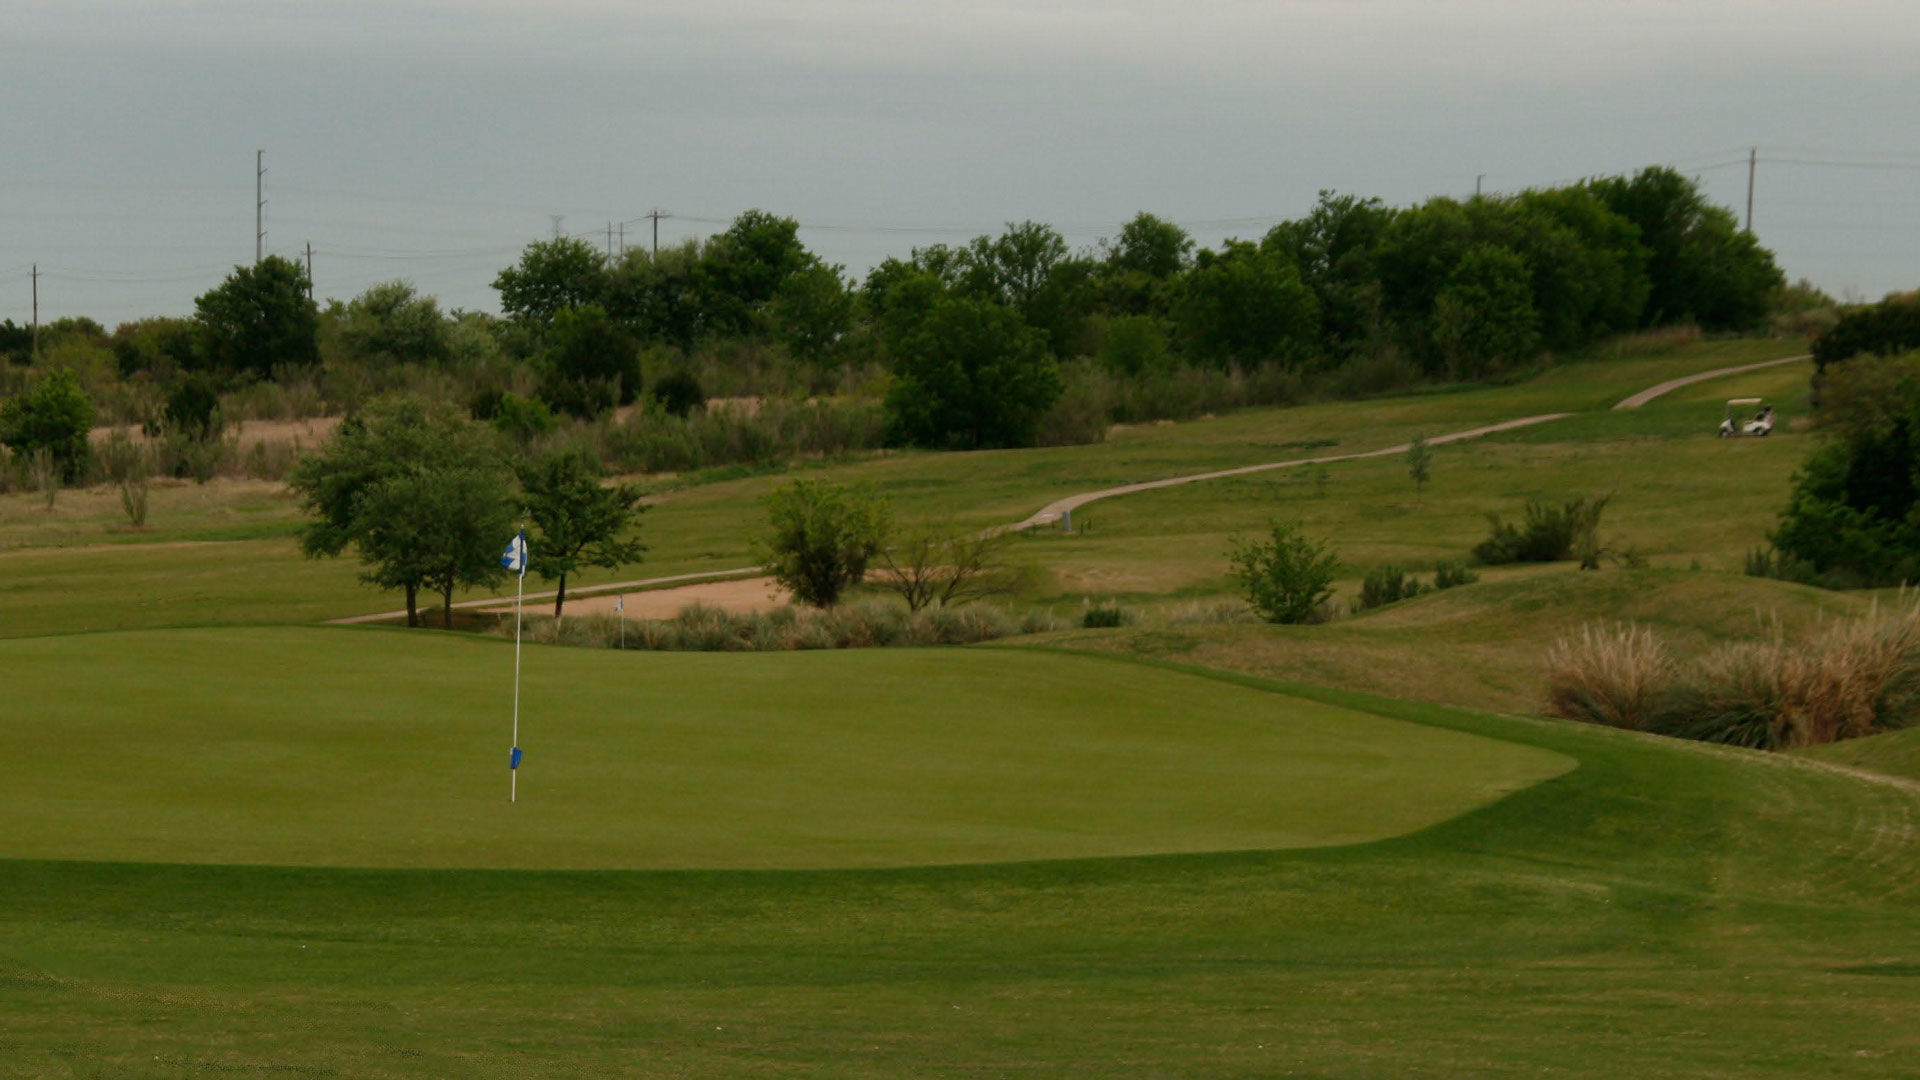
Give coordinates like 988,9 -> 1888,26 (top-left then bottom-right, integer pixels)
647,209 -> 666,257
30,264 -> 38,360
550,214 -> 564,240
1475,174 -> 1484,198
606,221 -> 614,257
305,241 -> 314,302
256,149 -> 267,264
618,221 -> 625,255
1745,147 -> 1757,234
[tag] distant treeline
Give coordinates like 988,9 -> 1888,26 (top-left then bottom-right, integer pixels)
1,165 -> 1796,465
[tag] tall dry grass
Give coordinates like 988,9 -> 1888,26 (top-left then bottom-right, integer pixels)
1544,622 -> 1674,732
1544,601 -> 1920,749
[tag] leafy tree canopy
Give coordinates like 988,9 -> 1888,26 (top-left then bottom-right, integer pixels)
517,449 -> 647,619
883,296 -> 1062,449
287,394 -> 515,627
192,256 -> 319,378
0,367 -> 95,481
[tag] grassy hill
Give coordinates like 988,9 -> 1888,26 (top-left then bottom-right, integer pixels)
1045,568 -> 1870,714
1800,727 -> 1920,783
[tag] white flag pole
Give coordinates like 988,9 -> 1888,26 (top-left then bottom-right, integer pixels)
510,531 -> 525,803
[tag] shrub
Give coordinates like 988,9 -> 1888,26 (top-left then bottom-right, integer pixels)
489,392 -> 557,444
1229,520 -> 1338,624
756,479 -> 891,608
649,369 -> 706,418
1474,494 -> 1611,565
1082,603 -> 1127,628
1354,565 -> 1427,612
1433,561 -> 1479,589
164,372 -> 224,440
0,367 -> 94,482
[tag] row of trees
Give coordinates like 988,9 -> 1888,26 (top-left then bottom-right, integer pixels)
7,166 -> 1785,475
479,166 -> 1781,448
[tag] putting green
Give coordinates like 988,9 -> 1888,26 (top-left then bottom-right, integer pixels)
2,627 -> 1572,869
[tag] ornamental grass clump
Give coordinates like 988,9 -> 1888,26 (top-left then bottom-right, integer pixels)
1544,602 -> 1920,750
1543,622 -> 1675,732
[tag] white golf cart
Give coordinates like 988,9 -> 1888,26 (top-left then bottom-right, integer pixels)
1719,398 -> 1775,438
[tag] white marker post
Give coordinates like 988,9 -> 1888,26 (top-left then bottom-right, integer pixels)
501,530 -> 529,802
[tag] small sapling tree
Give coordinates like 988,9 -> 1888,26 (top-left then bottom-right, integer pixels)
1407,433 -> 1433,504
518,448 -> 648,619
877,522 -> 1013,613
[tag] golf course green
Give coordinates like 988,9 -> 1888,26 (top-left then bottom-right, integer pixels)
0,626 -> 1571,868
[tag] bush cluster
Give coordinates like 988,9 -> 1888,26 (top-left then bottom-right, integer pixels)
514,599 -> 1063,652
1544,611 -> 1920,750
1474,495 -> 1610,565
1811,291 -> 1920,373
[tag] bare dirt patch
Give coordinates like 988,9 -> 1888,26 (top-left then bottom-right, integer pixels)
494,576 -> 790,619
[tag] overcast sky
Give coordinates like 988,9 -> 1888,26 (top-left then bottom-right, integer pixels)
2,0 -> 1916,325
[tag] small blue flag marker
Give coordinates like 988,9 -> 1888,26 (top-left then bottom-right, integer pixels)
510,746 -> 523,771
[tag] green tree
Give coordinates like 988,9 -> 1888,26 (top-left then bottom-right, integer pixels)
335,280 -> 453,368
1588,167 -> 1782,330
1264,191 -> 1393,360
538,304 -> 641,419
1430,245 -> 1541,378
518,449 -> 648,619
1171,241 -> 1321,368
1108,212 -> 1193,281
192,256 -> 319,378
1230,520 -> 1339,624
699,210 -> 819,335
1097,314 -> 1174,377
493,238 -> 607,328
771,263 -> 854,363
287,395 -> 516,627
1771,353 -> 1920,585
1407,433 -> 1433,504
883,296 -> 1062,449
757,479 -> 891,608
0,367 -> 95,481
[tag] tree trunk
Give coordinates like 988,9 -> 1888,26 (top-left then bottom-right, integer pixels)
442,582 -> 456,629
553,573 -> 568,621
405,583 -> 418,628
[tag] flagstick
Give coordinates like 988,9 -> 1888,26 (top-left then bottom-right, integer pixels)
511,553 -> 525,804
618,595 -> 626,649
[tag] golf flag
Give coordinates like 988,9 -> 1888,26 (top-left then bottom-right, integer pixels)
500,530 -> 528,576
614,594 -> 624,614
510,746 -> 523,771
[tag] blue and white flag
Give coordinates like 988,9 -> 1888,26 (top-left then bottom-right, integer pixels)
510,746 -> 523,771
500,530 -> 528,576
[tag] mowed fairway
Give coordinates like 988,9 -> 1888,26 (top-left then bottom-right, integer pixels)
0,627 -> 1571,869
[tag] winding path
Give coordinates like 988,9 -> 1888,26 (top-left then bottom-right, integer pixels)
331,353 -> 1811,624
